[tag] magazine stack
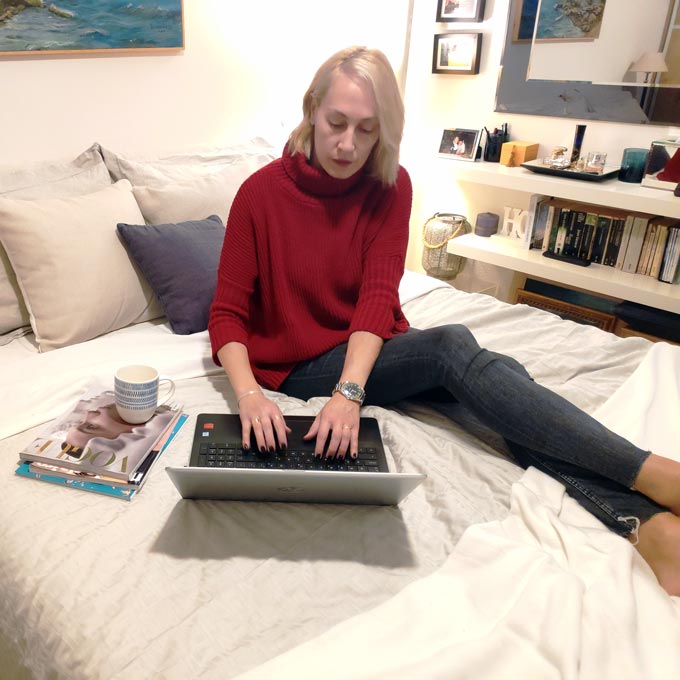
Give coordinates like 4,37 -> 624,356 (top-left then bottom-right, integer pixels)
15,385 -> 187,500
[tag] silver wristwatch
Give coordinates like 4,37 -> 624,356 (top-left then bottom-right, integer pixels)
333,381 -> 365,405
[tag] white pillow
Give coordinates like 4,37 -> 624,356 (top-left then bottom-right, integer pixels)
0,180 -> 162,352
0,143 -> 112,336
100,138 -> 277,187
131,156 -> 270,225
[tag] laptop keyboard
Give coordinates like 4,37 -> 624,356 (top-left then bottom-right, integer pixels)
197,442 -> 381,472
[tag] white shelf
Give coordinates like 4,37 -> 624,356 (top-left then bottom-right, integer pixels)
443,159 -> 680,316
446,160 -> 680,220
448,233 -> 680,314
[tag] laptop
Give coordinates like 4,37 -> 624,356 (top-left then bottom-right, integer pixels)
165,413 -> 425,505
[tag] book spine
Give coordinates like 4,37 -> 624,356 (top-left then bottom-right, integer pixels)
615,215 -> 635,270
621,217 -> 649,273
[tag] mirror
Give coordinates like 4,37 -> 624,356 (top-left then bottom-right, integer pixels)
495,0 -> 680,125
527,0 -> 679,87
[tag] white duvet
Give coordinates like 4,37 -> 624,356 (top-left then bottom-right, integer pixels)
2,271 -> 673,680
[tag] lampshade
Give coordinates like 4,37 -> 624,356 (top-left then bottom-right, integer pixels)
630,52 -> 669,74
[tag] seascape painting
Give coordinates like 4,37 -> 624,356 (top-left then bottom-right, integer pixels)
0,0 -> 183,55
535,0 -> 606,42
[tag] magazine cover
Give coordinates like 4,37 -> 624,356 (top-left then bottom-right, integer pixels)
16,414 -> 189,500
19,385 -> 182,481
28,413 -> 189,489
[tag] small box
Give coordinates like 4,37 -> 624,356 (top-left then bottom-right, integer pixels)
500,141 -> 539,167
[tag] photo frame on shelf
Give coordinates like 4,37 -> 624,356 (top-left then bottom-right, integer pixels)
436,0 -> 486,23
642,139 -> 680,191
0,0 -> 184,56
438,128 -> 482,162
432,32 -> 482,74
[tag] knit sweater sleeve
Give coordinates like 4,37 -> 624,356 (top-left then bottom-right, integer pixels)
208,182 -> 258,363
349,166 -> 412,338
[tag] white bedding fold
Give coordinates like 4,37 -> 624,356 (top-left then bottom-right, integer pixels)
237,342 -> 680,680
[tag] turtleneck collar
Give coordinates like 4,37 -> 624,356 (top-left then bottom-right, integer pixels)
281,144 -> 369,198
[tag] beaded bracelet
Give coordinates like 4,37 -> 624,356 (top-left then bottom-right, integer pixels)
237,389 -> 261,404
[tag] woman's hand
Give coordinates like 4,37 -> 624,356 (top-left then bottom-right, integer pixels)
238,391 -> 290,452
304,393 -> 361,459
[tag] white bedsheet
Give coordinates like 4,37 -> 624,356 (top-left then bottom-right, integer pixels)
0,272 -> 661,679
238,342 -> 680,680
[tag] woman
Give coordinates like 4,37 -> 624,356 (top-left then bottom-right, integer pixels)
209,46 -> 680,595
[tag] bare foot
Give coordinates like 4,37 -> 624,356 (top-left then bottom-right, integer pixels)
635,512 -> 680,596
633,453 -> 680,515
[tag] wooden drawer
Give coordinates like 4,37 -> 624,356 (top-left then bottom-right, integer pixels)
515,289 -> 617,332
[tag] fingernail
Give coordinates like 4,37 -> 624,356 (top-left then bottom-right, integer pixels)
260,446 -> 266,454
242,443 -> 250,451
268,446 -> 274,453
280,443 -> 287,451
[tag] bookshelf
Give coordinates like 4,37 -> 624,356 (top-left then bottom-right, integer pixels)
445,161 -> 680,314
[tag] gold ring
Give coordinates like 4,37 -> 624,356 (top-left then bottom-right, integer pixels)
274,415 -> 280,421
343,425 -> 350,430
254,417 -> 261,424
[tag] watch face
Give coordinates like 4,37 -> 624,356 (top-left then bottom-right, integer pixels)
341,382 -> 364,402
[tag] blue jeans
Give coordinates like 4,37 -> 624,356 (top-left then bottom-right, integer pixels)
280,325 -> 665,536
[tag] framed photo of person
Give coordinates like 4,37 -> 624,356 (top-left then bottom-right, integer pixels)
436,0 -> 486,23
438,128 -> 482,162
432,33 -> 482,75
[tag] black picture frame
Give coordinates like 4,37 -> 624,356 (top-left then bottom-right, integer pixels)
438,128 -> 482,162
432,33 -> 482,75
436,0 -> 486,23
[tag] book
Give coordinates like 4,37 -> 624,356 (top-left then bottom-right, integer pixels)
621,216 -> 650,273
18,385 -> 183,482
649,223 -> 670,279
615,215 -> 636,269
589,216 -> 612,264
528,196 -> 552,249
660,226 -> 680,283
15,413 -> 188,500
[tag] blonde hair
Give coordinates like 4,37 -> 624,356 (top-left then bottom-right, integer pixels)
287,46 -> 405,186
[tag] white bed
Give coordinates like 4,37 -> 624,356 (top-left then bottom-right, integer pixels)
2,142 -> 680,679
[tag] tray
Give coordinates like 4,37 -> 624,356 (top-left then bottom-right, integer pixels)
520,159 -> 620,182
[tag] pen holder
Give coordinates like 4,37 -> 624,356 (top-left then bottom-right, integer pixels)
483,132 -> 504,163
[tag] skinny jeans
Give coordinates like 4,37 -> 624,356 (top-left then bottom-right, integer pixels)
280,325 -> 665,536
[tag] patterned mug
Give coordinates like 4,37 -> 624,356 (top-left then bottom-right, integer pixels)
114,365 -> 175,424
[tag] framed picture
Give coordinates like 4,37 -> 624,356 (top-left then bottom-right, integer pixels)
0,0 -> 184,56
438,128 -> 482,162
436,0 -> 486,23
534,0 -> 605,43
511,0 -> 539,43
432,33 -> 482,75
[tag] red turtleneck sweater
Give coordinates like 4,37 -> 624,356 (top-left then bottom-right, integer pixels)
208,147 -> 412,389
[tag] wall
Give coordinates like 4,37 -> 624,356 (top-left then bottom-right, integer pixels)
3,0 -> 680,294
0,1 -> 412,163
400,0 -> 680,293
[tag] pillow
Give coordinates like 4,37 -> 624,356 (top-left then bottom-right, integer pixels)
0,180 -> 162,351
0,143 -> 112,337
132,164 -> 245,225
117,215 -> 225,335
100,138 -> 277,186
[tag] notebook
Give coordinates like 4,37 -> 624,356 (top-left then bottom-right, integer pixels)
165,413 -> 425,505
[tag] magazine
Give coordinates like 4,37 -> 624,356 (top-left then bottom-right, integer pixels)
28,412 -> 188,489
15,413 -> 189,500
18,385 -> 183,482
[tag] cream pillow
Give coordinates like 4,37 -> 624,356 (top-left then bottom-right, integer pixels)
0,143 -> 112,336
100,138 -> 277,186
131,155 -> 271,225
0,180 -> 162,351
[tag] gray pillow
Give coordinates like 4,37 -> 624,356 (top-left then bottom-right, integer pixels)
117,215 -> 225,335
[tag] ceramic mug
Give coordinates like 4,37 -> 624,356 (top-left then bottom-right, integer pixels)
114,365 -> 175,424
